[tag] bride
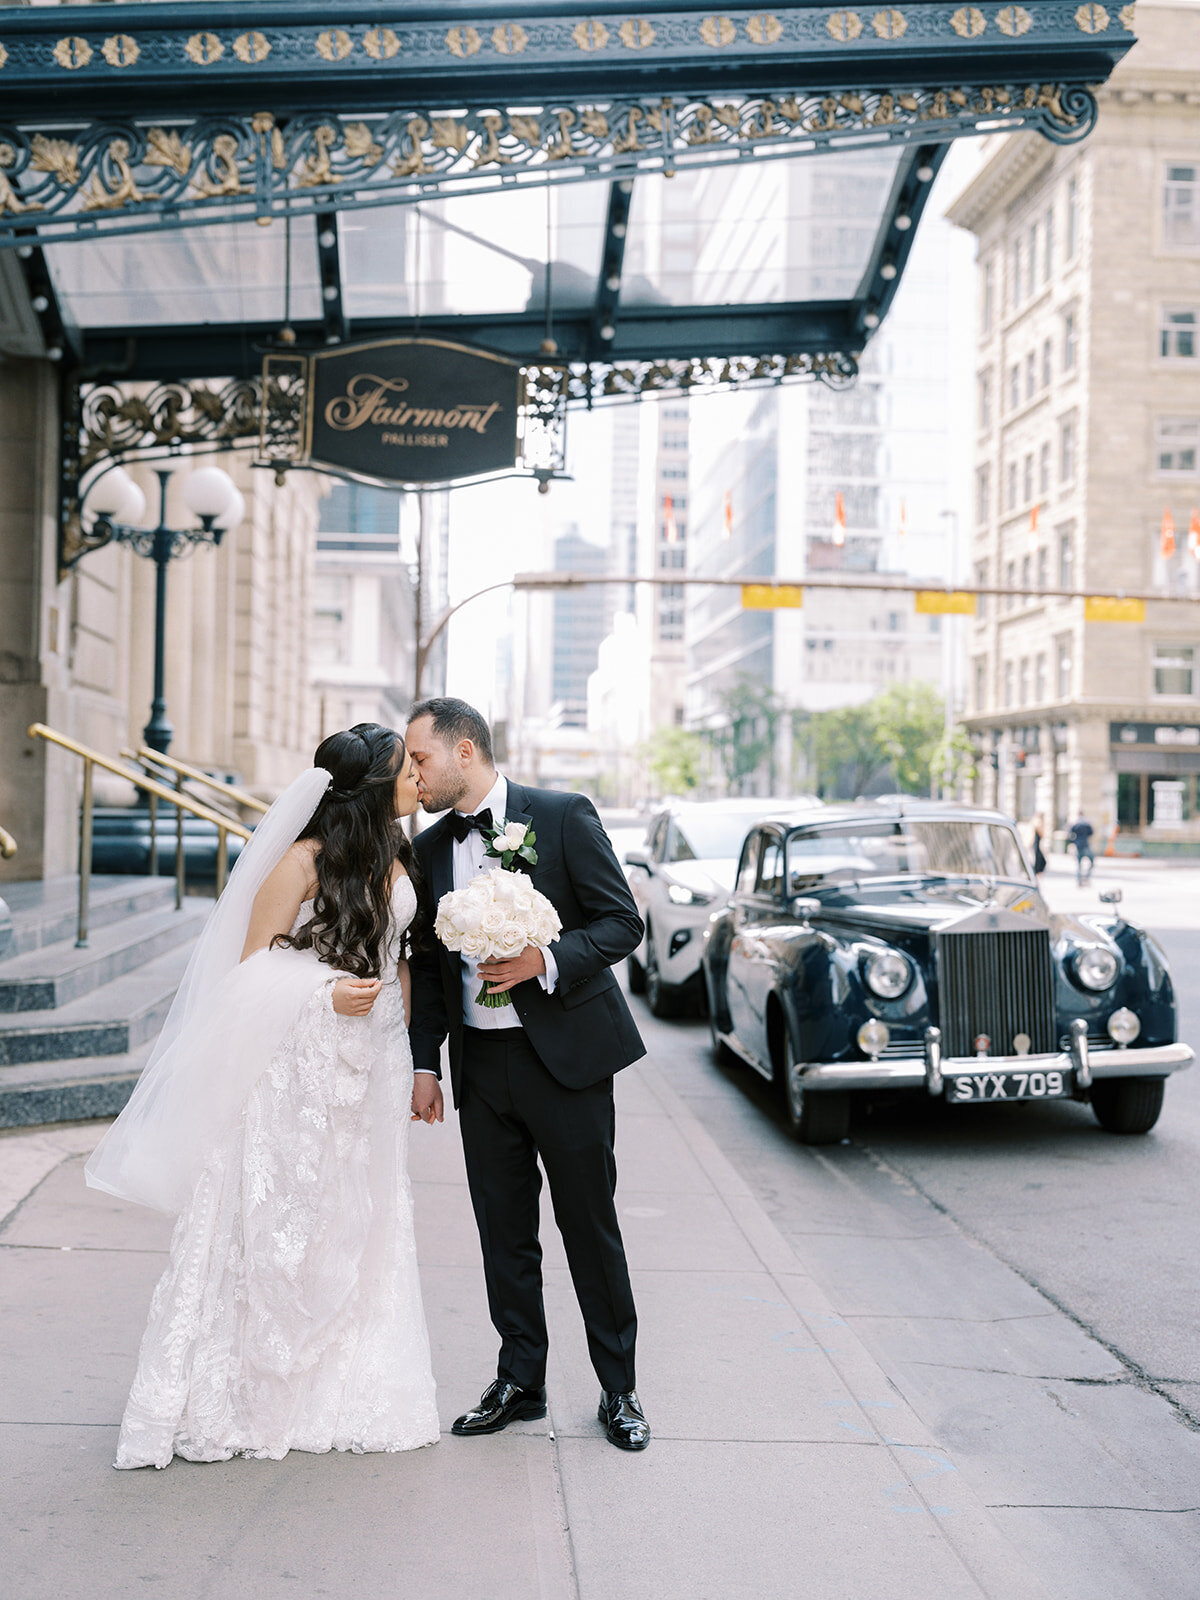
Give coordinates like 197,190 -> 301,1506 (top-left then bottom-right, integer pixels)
86,724 -> 441,1469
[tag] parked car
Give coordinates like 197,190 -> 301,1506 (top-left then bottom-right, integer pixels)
702,800 -> 1193,1144
625,797 -> 820,1017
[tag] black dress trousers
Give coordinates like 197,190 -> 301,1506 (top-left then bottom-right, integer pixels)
457,1026 -> 638,1395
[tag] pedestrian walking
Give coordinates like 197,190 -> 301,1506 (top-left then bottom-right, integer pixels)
1067,811 -> 1095,885
1029,813 -> 1047,879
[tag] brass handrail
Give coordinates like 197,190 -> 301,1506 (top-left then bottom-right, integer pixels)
121,747 -> 270,815
28,723 -> 252,947
0,824 -> 16,860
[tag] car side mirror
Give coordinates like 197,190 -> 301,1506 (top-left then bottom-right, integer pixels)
625,850 -> 652,872
1099,889 -> 1122,907
791,896 -> 820,920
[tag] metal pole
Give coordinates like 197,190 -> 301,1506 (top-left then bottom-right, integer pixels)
174,770 -> 185,910
147,790 -> 158,876
77,757 -> 94,948
143,470 -> 175,756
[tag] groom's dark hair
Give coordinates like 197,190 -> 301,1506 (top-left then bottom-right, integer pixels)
408,696 -> 494,766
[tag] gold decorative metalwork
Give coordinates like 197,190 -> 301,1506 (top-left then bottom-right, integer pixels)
252,111 -> 288,171
700,16 -> 737,46
233,31 -> 271,64
492,23 -> 529,54
0,145 -> 42,215
581,108 -> 610,138
30,134 -> 80,186
619,19 -> 656,49
446,25 -> 482,57
101,35 -> 140,69
363,27 -> 401,60
430,118 -> 470,155
996,6 -> 1032,35
82,138 -> 143,211
392,118 -> 431,177
316,30 -> 353,62
826,11 -> 863,43
185,32 -> 224,65
192,134 -> 247,196
144,127 -> 193,177
1075,3 -> 1108,30
612,106 -> 646,153
572,19 -> 610,50
1119,2 -> 1135,27
297,125 -> 341,188
872,9 -> 907,38
510,114 -> 542,147
53,36 -> 93,70
344,122 -> 385,164
545,110 -> 577,159
746,13 -> 783,44
950,6 -> 986,36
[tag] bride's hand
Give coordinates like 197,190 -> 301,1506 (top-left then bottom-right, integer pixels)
332,977 -> 382,1016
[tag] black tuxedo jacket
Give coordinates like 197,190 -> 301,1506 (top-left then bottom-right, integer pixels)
409,781 -> 646,1104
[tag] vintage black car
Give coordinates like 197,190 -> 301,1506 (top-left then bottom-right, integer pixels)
702,801 -> 1194,1144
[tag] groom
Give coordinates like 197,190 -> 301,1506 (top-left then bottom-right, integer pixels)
405,698 -> 651,1451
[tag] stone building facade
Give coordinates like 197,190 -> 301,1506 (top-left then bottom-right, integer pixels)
949,0 -> 1200,850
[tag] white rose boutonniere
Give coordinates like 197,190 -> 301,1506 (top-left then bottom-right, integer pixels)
483,817 -> 538,871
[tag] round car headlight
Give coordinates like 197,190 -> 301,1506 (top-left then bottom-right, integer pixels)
1074,945 -> 1119,992
864,948 -> 912,1000
1107,1007 -> 1141,1046
857,1020 -> 891,1059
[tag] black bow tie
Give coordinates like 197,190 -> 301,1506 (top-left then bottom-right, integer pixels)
448,807 -> 493,844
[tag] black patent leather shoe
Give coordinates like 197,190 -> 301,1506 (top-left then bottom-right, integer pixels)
598,1390 -> 650,1451
451,1380 -> 547,1436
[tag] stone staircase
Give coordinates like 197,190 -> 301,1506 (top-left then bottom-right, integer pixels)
0,876 -> 207,1127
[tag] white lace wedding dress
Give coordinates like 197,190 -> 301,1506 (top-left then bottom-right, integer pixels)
114,876 -> 440,1469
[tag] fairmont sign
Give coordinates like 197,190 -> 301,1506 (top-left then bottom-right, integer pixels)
303,338 -> 522,486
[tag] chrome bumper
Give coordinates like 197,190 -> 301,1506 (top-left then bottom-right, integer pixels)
799,1023 -> 1194,1095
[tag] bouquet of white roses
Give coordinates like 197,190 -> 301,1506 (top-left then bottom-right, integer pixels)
434,866 -> 562,1009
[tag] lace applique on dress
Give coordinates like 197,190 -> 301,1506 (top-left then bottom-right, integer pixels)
114,875 -> 438,1469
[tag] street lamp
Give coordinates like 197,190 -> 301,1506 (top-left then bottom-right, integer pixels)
85,464 -> 243,754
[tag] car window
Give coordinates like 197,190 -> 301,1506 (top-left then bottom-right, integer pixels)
736,833 -> 761,894
757,835 -> 785,898
786,819 -> 1031,888
666,824 -> 696,864
647,814 -> 669,862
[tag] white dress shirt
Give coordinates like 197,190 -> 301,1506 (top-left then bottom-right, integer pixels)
449,773 -> 559,1033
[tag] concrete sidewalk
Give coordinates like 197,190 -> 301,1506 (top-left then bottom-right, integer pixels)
2,1063 -> 1049,1600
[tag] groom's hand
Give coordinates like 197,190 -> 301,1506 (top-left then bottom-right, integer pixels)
479,946 -> 546,995
411,1073 -> 444,1125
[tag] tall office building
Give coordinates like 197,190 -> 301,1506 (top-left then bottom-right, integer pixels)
949,0 -> 1200,848
549,524 -> 617,728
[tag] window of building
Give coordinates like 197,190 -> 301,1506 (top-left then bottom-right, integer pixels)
1153,643 -> 1195,698
1042,337 -> 1052,388
1025,351 -> 1036,399
1008,363 -> 1020,410
1059,530 -> 1074,589
1160,307 -> 1198,360
974,657 -> 987,712
1155,418 -> 1199,476
887,611 -> 901,632
1003,660 -> 1014,707
1039,441 -> 1051,496
1037,544 -> 1049,590
658,545 -> 687,569
1011,238 -> 1021,307
1163,163 -> 1200,250
1059,416 -> 1076,483
1066,175 -> 1079,258
1006,461 -> 1018,510
982,260 -> 995,334
1021,553 -> 1032,592
1004,559 -> 1016,612
1019,657 -> 1030,706
975,463 -> 990,523
1029,222 -> 1039,293
1023,454 -> 1033,503
1056,635 -> 1073,699
975,559 -> 988,618
1035,652 -> 1047,701
1063,311 -> 1078,370
1044,206 -> 1055,278
661,465 -> 687,479
978,370 -> 992,430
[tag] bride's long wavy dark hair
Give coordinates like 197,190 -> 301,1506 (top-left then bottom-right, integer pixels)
271,723 -> 422,979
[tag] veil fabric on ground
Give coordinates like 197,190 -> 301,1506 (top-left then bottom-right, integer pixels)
113,876 -> 440,1469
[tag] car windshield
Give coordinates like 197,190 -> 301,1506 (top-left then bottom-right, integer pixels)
669,810 -> 764,862
787,819 -> 1029,890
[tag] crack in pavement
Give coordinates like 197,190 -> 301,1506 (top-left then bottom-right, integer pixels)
987,1502 -> 1200,1515
855,1144 -> 1200,1434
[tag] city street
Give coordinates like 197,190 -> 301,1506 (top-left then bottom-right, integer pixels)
616,836 -> 1200,1596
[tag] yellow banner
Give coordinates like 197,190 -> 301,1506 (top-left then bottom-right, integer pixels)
914,590 -> 977,615
1084,596 -> 1146,623
741,583 -> 804,610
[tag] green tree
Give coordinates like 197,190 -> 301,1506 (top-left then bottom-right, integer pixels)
872,681 -> 946,796
808,701 -> 888,798
706,677 -> 782,793
930,725 -> 979,799
639,725 -> 705,797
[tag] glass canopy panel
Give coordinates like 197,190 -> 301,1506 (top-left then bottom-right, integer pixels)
622,148 -> 904,308
340,183 -> 609,320
44,218 -> 321,328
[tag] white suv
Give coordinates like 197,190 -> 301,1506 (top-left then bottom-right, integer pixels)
625,797 -> 819,1017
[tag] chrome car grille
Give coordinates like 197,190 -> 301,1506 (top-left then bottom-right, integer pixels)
936,928 -> 1056,1059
